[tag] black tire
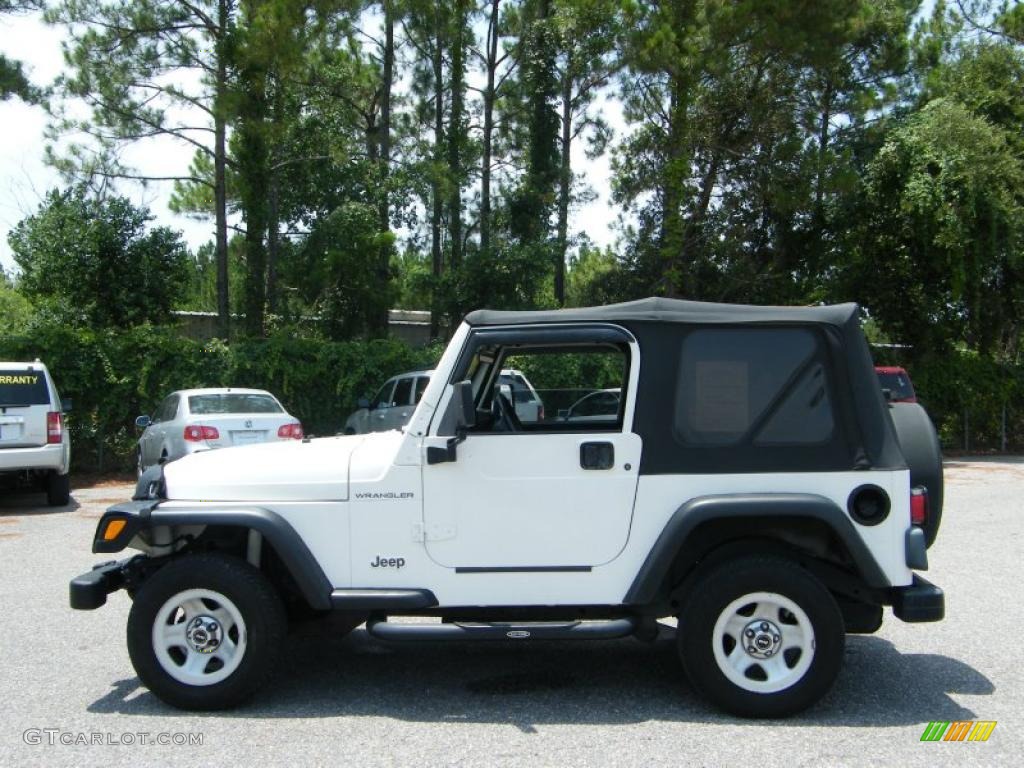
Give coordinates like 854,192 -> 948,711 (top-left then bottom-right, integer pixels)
889,402 -> 944,547
46,472 -> 70,506
677,556 -> 844,718
127,553 -> 286,710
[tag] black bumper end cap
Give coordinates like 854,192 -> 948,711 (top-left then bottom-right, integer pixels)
892,574 -> 944,623
69,560 -> 126,610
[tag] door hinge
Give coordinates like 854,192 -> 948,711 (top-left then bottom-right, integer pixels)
412,522 -> 456,542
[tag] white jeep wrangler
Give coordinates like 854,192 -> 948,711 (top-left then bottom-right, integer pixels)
70,298 -> 944,717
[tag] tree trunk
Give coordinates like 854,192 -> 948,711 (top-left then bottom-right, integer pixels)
660,75 -> 688,297
447,0 -> 466,271
214,0 -> 230,339
238,59 -> 268,338
375,1 -> 394,336
430,7 -> 445,339
480,0 -> 500,260
518,0 -> 557,247
555,48 -> 573,306
814,79 -> 833,223
266,173 -> 279,316
679,151 -> 720,298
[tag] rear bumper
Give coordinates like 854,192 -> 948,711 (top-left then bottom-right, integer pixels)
0,442 -> 67,474
892,574 -> 944,622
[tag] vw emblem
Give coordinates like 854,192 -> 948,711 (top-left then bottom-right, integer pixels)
244,419 -> 253,428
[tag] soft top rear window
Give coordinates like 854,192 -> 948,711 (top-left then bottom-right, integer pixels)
0,369 -> 49,406
188,394 -> 282,414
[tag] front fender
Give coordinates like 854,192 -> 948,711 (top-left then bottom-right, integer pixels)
91,501 -> 333,610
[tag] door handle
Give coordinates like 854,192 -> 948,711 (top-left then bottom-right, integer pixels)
580,442 -> 614,470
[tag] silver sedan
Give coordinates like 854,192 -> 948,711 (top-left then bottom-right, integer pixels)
135,388 -> 302,475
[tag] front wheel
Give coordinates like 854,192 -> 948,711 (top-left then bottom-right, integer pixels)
677,556 -> 844,718
127,554 -> 286,710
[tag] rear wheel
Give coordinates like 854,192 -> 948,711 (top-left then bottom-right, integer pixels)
127,554 -> 286,710
677,556 -> 844,718
46,472 -> 70,506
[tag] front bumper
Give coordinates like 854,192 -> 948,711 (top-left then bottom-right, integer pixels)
69,556 -> 144,610
892,574 -> 944,622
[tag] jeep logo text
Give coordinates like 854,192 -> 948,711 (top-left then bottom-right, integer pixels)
371,556 -> 406,569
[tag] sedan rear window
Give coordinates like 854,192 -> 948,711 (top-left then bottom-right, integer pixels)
876,372 -> 915,401
188,394 -> 283,415
0,369 -> 49,406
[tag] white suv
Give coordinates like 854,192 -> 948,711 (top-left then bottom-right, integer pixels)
0,361 -> 71,505
71,298 -> 944,716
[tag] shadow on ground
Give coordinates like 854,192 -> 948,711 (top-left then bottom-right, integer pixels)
0,491 -> 80,515
88,621 -> 992,729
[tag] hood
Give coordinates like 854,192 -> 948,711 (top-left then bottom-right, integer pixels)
164,434 -> 365,502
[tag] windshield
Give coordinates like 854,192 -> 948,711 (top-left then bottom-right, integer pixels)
188,393 -> 283,414
0,369 -> 49,406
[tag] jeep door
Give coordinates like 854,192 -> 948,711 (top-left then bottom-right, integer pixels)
421,326 -> 641,569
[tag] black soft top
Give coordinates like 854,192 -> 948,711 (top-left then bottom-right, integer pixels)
464,297 -> 905,473
465,297 -> 860,329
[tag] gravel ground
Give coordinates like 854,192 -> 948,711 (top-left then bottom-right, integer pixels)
0,460 -> 1020,767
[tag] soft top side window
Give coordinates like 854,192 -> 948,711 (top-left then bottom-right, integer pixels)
673,327 -> 836,448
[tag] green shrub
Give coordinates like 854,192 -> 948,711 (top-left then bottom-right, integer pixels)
875,346 -> 1024,451
0,324 -> 438,472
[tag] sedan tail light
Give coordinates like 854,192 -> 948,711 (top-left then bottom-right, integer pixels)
278,422 -> 304,439
47,411 -> 63,444
910,486 -> 928,526
184,425 -> 219,442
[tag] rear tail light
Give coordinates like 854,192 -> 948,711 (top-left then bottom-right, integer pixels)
278,422 -> 303,439
184,425 -> 219,442
910,486 -> 928,526
47,411 -> 63,444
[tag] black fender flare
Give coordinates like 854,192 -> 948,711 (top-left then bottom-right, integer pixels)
623,493 -> 890,605
94,502 -> 333,610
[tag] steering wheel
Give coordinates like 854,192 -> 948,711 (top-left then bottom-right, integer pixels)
491,391 -> 523,432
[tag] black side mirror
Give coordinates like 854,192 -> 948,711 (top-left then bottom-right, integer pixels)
135,415 -> 152,429
357,397 -> 370,410
881,388 -> 893,403
61,398 -> 72,413
452,380 -> 476,430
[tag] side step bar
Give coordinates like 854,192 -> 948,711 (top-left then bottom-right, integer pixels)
366,616 -> 639,641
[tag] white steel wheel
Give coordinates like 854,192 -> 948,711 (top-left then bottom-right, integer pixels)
677,556 -> 844,718
711,591 -> 815,694
151,588 -> 248,687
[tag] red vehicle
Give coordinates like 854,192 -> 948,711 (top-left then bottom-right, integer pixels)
875,366 -> 917,403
